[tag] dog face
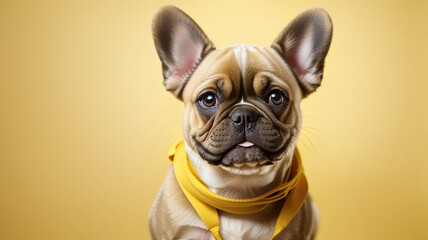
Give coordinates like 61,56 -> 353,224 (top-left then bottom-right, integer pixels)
182,46 -> 303,167
152,6 -> 332,170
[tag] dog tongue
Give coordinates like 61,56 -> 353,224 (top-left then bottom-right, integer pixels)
238,141 -> 255,147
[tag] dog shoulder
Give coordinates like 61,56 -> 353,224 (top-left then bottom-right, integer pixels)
149,166 -> 211,239
274,195 -> 317,240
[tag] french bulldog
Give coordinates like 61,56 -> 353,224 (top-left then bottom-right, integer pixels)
149,5 -> 332,240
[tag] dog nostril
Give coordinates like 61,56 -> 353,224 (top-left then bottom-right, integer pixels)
247,111 -> 258,122
232,114 -> 242,124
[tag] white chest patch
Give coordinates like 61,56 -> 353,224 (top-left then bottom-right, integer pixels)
219,213 -> 276,240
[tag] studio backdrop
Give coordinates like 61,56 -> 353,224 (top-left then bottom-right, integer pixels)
1,0 -> 427,239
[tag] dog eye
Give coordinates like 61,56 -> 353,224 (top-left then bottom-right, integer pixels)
199,92 -> 218,108
268,90 -> 288,105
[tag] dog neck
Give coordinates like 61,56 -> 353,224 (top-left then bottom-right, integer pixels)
185,141 -> 294,199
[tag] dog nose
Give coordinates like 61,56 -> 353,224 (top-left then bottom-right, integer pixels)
231,108 -> 259,128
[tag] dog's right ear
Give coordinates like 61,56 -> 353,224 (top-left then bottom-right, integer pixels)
152,6 -> 215,99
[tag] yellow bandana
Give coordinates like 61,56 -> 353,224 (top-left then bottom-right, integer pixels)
168,138 -> 308,240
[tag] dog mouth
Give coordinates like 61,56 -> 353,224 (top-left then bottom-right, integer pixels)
195,139 -> 289,168
221,142 -> 270,167
237,141 -> 255,147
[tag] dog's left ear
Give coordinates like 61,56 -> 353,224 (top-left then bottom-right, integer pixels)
152,6 -> 215,99
272,8 -> 333,97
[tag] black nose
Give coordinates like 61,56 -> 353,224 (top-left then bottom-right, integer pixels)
231,107 -> 259,128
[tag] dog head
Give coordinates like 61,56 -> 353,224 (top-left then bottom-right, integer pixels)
152,6 -> 332,173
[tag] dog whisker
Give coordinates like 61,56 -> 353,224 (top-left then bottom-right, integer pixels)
298,130 -> 315,153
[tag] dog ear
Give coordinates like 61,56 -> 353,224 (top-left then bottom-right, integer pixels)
272,8 -> 333,97
152,6 -> 215,99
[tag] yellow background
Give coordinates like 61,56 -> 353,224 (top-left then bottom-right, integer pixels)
1,0 -> 427,239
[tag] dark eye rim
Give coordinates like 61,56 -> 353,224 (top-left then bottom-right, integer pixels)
198,91 -> 219,108
268,89 -> 289,105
